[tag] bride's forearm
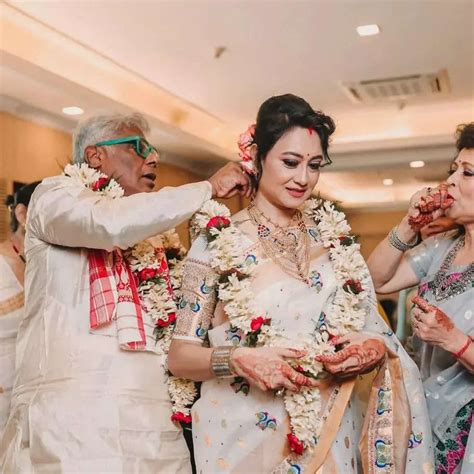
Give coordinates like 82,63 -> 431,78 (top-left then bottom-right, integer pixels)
168,340 -> 215,381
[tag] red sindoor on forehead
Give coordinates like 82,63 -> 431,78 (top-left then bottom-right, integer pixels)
307,128 -> 313,135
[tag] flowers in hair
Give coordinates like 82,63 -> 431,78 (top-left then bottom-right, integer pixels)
238,124 -> 257,175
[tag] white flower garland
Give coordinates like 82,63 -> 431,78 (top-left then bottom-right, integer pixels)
193,198 -> 371,453
63,163 -> 196,422
125,235 -> 197,421
64,163 -> 124,199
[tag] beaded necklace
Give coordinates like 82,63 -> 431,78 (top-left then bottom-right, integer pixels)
430,235 -> 474,301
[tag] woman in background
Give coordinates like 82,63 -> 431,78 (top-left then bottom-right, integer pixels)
368,123 -> 474,473
0,181 -> 40,436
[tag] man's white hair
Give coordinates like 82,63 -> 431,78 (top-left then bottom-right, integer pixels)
73,113 -> 150,164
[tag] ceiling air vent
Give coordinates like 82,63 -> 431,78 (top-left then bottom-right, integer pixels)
341,69 -> 450,104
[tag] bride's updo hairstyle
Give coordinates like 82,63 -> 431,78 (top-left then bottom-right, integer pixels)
252,94 -> 335,188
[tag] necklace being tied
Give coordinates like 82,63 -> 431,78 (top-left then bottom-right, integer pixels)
430,234 -> 474,301
247,202 -> 310,283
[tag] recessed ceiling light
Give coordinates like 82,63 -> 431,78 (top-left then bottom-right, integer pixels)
383,178 -> 394,186
410,160 -> 425,168
356,24 -> 380,37
62,106 -> 84,116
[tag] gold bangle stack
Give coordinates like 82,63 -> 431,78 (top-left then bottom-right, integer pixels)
211,346 -> 237,378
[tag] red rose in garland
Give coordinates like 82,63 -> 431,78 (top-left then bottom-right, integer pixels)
206,216 -> 231,231
91,176 -> 109,191
138,268 -> 158,282
287,433 -> 304,455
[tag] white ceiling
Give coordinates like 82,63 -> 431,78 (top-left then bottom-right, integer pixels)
8,0 -> 473,124
1,0 -> 473,209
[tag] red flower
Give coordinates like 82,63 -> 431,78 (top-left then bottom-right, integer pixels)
206,216 -> 231,230
91,176 -> 109,191
157,313 -> 176,328
138,268 -> 158,282
287,433 -> 304,455
156,257 -> 168,274
338,236 -> 354,247
250,316 -> 271,332
171,412 -> 192,424
343,279 -> 363,295
238,124 -> 256,152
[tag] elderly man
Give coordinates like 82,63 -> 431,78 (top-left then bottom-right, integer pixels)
0,114 -> 249,473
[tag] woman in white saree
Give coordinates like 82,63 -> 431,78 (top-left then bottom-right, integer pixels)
168,94 -> 433,473
0,182 -> 40,438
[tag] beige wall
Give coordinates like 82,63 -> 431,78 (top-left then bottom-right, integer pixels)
346,208 -> 406,305
0,112 -> 73,240
345,209 -> 406,260
0,112 -> 72,189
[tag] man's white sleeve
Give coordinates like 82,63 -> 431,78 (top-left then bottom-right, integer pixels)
28,176 -> 212,251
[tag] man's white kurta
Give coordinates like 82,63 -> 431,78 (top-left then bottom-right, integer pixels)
0,175 -> 212,473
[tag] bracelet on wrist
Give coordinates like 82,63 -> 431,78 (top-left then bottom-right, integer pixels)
210,346 -> 237,378
452,336 -> 472,359
388,226 -> 421,252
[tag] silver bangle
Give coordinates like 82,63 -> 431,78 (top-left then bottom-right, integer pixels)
388,226 -> 420,252
211,346 -> 237,378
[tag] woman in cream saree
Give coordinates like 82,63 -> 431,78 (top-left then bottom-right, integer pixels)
168,94 -> 433,473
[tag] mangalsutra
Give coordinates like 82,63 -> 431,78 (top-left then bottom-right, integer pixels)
429,234 -> 474,301
247,203 -> 310,283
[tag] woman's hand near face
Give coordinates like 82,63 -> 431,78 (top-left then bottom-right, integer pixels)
231,347 -> 319,392
407,183 -> 454,233
315,332 -> 387,378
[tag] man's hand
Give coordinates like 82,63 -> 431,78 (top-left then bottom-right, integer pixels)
315,332 -> 386,378
208,162 -> 252,199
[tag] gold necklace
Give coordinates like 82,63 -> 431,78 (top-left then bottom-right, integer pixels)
247,203 -> 310,283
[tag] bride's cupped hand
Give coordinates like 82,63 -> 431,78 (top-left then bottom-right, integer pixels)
315,332 -> 386,378
231,347 -> 319,392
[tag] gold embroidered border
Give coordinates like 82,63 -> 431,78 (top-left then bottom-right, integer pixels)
174,258 -> 217,341
0,291 -> 24,316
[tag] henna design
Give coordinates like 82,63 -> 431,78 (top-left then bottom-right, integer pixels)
412,296 -> 455,332
412,295 -> 432,312
232,350 -> 312,392
434,309 -> 454,332
408,184 -> 454,232
316,338 -> 386,377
